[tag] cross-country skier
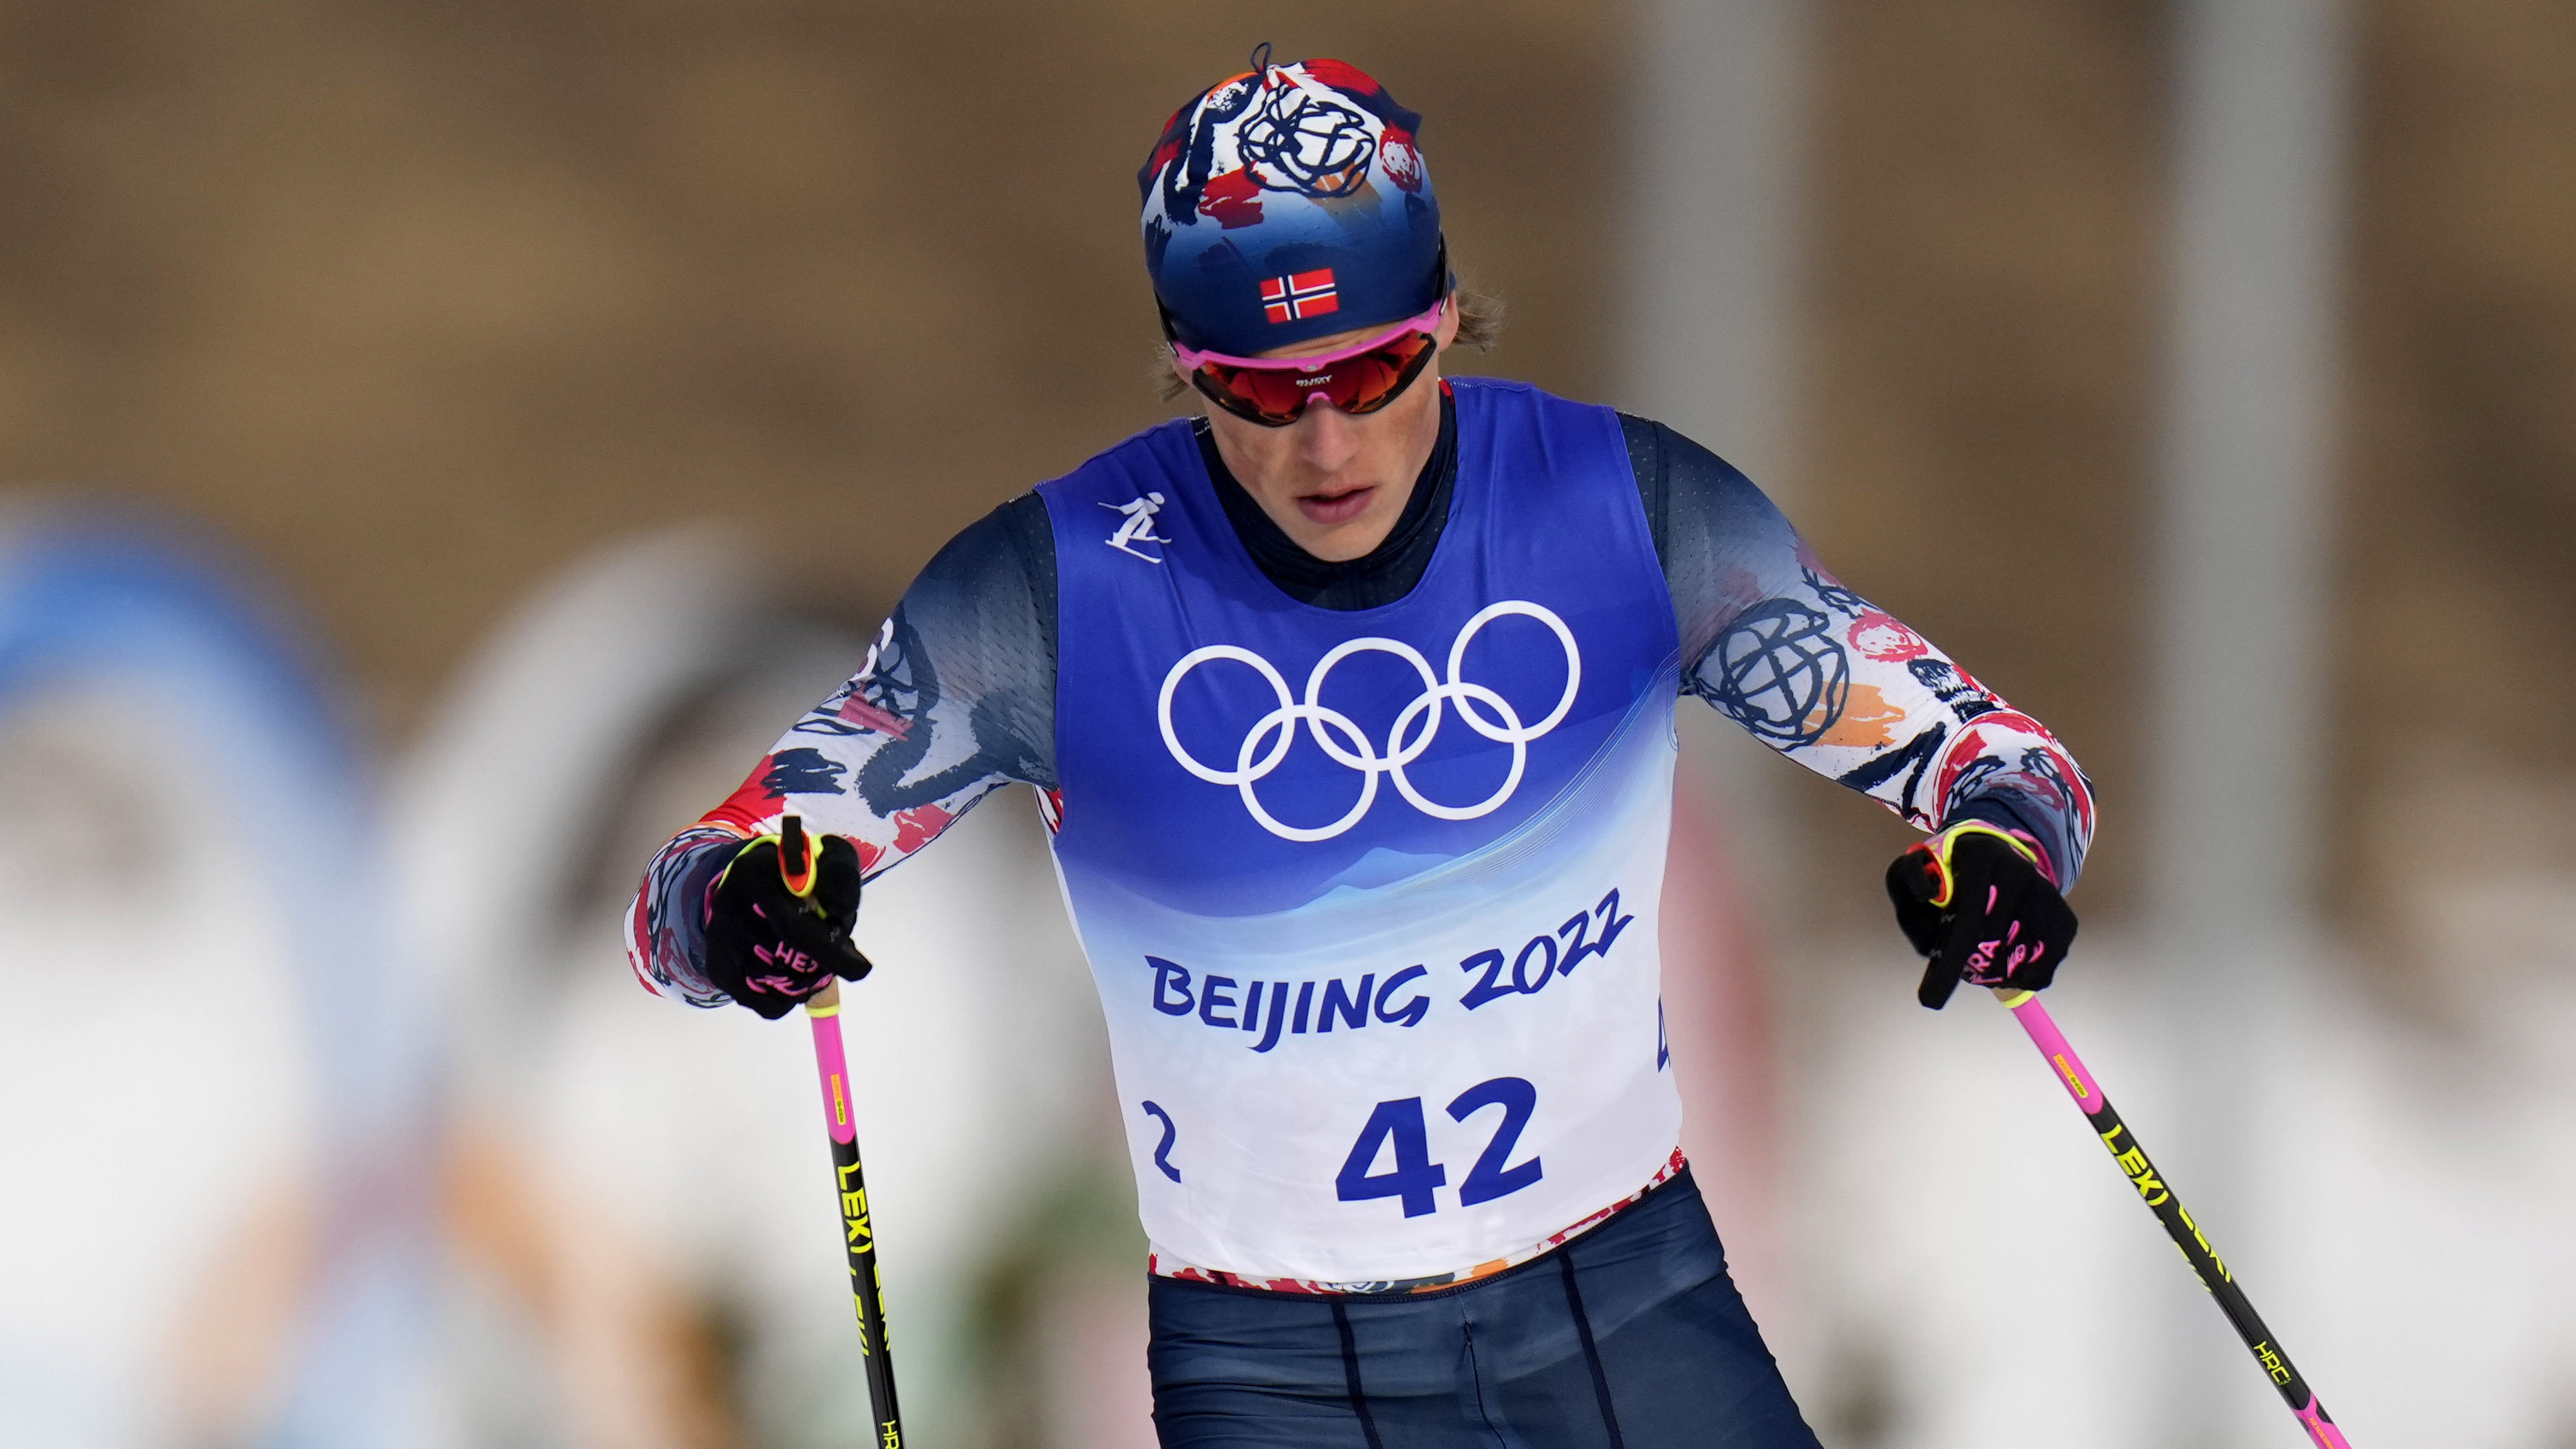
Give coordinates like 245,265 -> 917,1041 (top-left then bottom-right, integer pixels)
629,50 -> 2090,1447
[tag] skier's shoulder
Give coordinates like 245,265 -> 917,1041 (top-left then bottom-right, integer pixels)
1447,376 -> 1644,501
1607,411 -> 1755,497
901,493 -> 1059,698
1604,411 -> 1781,555
1449,373 -> 1540,401
921,416 -> 1196,588
1447,373 -> 1614,425
1031,416 -> 1202,512
918,491 -> 1053,600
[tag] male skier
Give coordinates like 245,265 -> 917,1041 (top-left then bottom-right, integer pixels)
630,52 -> 2090,1447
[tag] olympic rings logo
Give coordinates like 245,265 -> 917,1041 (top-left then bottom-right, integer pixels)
1156,601 -> 1582,842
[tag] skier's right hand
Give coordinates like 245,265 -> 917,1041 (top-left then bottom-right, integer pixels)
1885,821 -> 2076,1010
703,830 -> 871,1019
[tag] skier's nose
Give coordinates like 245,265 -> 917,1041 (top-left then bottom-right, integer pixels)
1293,396 -> 1363,473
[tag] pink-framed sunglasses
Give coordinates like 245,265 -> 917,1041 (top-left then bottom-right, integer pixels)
1172,297 -> 1448,427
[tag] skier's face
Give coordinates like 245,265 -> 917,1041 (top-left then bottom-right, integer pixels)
1191,297 -> 1460,564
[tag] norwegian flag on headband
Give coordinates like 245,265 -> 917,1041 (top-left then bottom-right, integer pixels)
1260,268 -> 1339,324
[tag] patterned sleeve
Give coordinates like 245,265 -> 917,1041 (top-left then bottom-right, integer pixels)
625,493 -> 1060,1005
1625,417 -> 2096,888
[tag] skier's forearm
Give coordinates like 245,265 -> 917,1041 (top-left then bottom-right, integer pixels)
625,650 -> 1029,1005
1682,569 -> 2094,890
627,752 -> 1012,1008
625,493 -> 1060,1007
1635,416 -> 2092,888
627,825 -> 742,1005
1944,776 -> 2085,890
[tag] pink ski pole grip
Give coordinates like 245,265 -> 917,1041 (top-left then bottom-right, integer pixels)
807,978 -> 857,1146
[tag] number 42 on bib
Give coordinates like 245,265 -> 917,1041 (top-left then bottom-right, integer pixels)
1335,1076 -> 1545,1219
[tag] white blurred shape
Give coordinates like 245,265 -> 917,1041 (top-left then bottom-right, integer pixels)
0,517 -> 439,1449
1793,925 -> 2576,1447
0,684 -> 314,1449
2225,936 -> 2576,1444
1626,0 -> 1818,927
1625,0 -> 1811,492
2149,0 -> 2351,1427
1792,953 -> 2168,1448
395,526 -> 1102,1449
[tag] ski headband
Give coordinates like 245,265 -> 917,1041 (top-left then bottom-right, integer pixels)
1139,49 -> 1446,358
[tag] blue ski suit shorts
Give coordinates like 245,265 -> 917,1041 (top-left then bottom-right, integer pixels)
1145,1167 -> 1822,1448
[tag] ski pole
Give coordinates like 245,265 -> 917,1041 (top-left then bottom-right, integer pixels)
1992,987 -> 2348,1448
782,814 -> 905,1449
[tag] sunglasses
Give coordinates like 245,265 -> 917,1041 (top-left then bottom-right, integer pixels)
1171,297 -> 1447,428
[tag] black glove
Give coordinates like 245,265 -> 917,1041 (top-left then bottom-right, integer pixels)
704,830 -> 871,1019
1885,822 -> 2077,1010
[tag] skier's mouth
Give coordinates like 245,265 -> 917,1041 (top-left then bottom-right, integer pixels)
1297,484 -> 1375,526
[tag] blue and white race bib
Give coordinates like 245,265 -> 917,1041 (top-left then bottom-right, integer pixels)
1040,380 -> 1684,1281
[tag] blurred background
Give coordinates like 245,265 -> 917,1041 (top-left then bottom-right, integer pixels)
1,1 -> 2570,1445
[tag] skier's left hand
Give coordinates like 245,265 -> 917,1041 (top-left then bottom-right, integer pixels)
1885,822 -> 2077,1010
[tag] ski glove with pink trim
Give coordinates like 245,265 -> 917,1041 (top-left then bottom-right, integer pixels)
1886,822 -> 2078,1010
704,831 -> 870,1019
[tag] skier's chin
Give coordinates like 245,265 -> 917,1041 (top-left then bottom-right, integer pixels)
1296,485 -> 1377,528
